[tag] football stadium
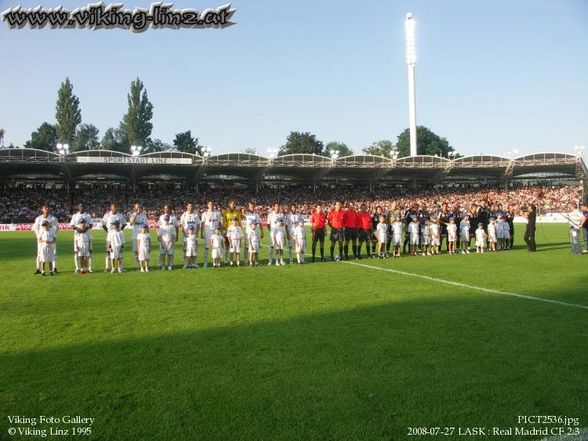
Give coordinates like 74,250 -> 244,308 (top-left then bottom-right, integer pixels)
1,1 -> 588,441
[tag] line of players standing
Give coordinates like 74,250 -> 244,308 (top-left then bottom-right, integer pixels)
31,199 -> 517,275
308,201 -> 516,261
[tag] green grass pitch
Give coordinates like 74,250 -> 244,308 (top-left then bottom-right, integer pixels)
0,224 -> 586,440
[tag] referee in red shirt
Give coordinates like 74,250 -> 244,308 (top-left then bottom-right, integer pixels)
327,201 -> 345,261
310,205 -> 327,262
356,204 -> 373,259
342,202 -> 359,260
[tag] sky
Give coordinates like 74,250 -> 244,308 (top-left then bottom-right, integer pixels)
0,0 -> 587,157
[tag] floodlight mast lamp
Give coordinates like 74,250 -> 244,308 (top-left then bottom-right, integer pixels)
405,12 -> 417,157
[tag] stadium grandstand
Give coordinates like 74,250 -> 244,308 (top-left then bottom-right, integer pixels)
0,148 -> 586,222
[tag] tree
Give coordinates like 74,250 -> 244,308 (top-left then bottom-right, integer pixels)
243,147 -> 257,155
144,138 -> 173,153
362,139 -> 393,157
101,127 -> 128,152
279,131 -> 324,156
72,124 -> 100,151
24,123 -> 58,151
396,126 -> 455,158
173,130 -> 200,154
55,77 -> 82,144
325,141 -> 353,157
120,78 -> 153,150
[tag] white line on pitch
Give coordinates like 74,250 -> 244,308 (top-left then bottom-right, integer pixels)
342,260 -> 588,311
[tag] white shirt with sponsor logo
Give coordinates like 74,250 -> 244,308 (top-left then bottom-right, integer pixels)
201,210 -> 222,232
244,211 -> 262,234
33,214 -> 59,238
102,211 -> 126,232
70,212 -> 93,237
180,212 -> 200,235
158,214 -> 178,228
267,211 -> 285,231
129,211 -> 150,239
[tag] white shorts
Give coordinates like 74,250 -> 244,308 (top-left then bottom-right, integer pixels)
185,241 -> 198,257
274,232 -> 285,250
421,236 -> 430,246
393,234 -> 402,246
249,240 -> 260,253
41,244 -> 56,263
476,239 -> 486,248
295,242 -> 306,254
110,245 -> 122,259
160,241 -> 175,255
211,248 -> 222,259
460,233 -> 470,241
431,237 -> 440,246
204,229 -> 214,248
410,234 -> 419,245
77,242 -> 91,258
448,234 -> 456,242
229,239 -> 241,253
138,246 -> 150,261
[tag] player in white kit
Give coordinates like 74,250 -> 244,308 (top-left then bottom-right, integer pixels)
32,205 -> 59,274
102,203 -> 126,272
391,217 -> 404,257
210,227 -> 224,268
421,220 -> 431,256
184,225 -> 199,269
180,203 -> 200,269
267,203 -> 288,265
226,217 -> 243,266
293,219 -> 307,264
376,215 -> 388,258
475,223 -> 488,253
201,201 -> 222,268
487,217 -> 497,251
496,215 -> 511,251
407,216 -> 420,256
38,220 -> 57,275
446,217 -> 458,255
107,220 -> 125,273
287,205 -> 302,263
247,220 -> 261,266
272,217 -> 287,266
429,218 -> 441,255
74,218 -> 92,273
129,203 -> 149,268
136,224 -> 151,272
158,214 -> 176,270
70,202 -> 94,272
459,215 -> 471,254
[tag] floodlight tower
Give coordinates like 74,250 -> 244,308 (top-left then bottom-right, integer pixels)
405,13 -> 418,157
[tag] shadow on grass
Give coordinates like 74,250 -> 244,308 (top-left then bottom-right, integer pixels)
1,297 -> 586,441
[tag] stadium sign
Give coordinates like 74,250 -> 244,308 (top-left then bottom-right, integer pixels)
75,157 -> 193,165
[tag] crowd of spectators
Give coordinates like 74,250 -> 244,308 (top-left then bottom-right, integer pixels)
0,182 -> 582,223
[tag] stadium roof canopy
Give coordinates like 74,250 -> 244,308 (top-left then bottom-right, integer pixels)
0,148 -> 585,187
